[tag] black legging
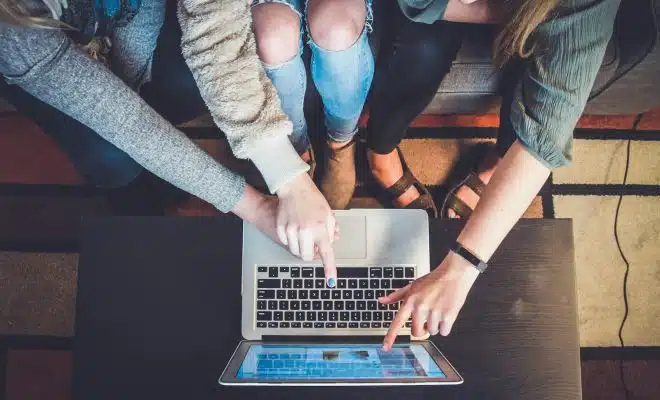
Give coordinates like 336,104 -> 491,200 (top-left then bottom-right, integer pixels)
366,3 -> 520,157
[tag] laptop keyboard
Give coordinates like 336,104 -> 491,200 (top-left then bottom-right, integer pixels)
255,265 -> 415,329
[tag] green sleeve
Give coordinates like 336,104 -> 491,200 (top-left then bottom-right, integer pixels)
397,0 -> 449,24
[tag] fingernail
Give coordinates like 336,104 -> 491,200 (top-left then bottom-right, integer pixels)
327,277 -> 336,288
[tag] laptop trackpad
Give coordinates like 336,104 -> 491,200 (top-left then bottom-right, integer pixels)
333,216 -> 367,259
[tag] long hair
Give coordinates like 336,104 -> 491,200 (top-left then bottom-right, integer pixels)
494,0 -> 561,65
0,0 -> 68,28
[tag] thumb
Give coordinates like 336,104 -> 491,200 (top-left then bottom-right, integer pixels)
379,285 -> 410,304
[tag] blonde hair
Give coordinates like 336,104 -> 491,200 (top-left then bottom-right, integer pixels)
494,0 -> 561,65
0,0 -> 69,28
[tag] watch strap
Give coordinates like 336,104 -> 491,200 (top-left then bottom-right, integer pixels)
451,242 -> 488,273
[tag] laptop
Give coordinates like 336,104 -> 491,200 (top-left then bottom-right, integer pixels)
219,209 -> 463,386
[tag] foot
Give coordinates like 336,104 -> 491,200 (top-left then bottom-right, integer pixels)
319,140 -> 357,209
447,151 -> 501,218
367,149 -> 421,208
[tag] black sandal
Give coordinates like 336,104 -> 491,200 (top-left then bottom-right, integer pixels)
441,170 -> 487,219
377,147 -> 439,218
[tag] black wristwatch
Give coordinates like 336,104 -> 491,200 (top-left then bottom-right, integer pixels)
450,242 -> 488,273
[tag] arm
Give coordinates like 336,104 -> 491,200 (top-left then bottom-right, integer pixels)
0,24 -> 244,213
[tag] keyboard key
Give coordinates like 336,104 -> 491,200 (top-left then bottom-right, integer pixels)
292,322 -> 302,328
318,312 -> 328,321
386,290 -> 395,297
342,290 -> 352,300
268,267 -> 278,278
362,311 -> 371,321
285,311 -> 294,321
360,322 -> 370,328
378,302 -> 388,311
274,311 -> 283,321
357,301 -> 366,310
282,279 -> 292,289
287,290 -> 297,299
354,290 -> 364,300
323,301 -> 333,310
280,322 -> 290,328
337,279 -> 347,289
299,290 -> 308,299
290,267 -> 300,278
338,322 -> 348,328
302,268 -> 314,278
302,301 -> 311,310
294,280 -> 303,289
367,301 -> 377,310
315,267 -> 325,277
303,322 -> 313,328
280,266 -> 290,273
279,301 -> 288,310
371,322 -> 382,328
314,322 -> 324,329
405,267 -> 415,278
257,300 -> 266,310
370,280 -> 379,289
384,311 -> 394,321
340,311 -> 350,321
389,303 -> 398,310
381,280 -> 391,289
307,311 -> 316,321
334,301 -> 344,310
257,311 -> 271,320
349,322 -> 359,328
394,267 -> 404,278
257,290 -> 275,299
332,290 -> 341,300
326,323 -> 336,328
370,268 -> 382,278
373,312 -> 383,321
310,291 -> 319,300
258,266 -> 267,273
383,322 -> 391,328
348,279 -> 358,289
365,291 -> 375,300
276,290 -> 286,300
291,301 -> 300,310
257,322 -> 267,328
321,290 -> 330,299
376,290 -> 386,298
338,268 -> 368,278
384,267 -> 393,278
359,279 -> 368,288
346,302 -> 355,310
268,322 -> 278,328
304,280 -> 313,289
313,301 -> 322,310
329,312 -> 339,321
351,312 -> 360,321
268,300 -> 277,310
296,311 -> 305,320
392,279 -> 409,289
315,279 -> 325,289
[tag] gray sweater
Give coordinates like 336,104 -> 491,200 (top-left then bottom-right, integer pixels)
0,0 -> 307,212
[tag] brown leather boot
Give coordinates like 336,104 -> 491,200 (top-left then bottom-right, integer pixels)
319,139 -> 357,209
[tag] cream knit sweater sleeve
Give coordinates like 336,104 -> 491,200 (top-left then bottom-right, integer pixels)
177,0 -> 309,193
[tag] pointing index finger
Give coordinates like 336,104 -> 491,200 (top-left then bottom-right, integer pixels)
383,303 -> 413,350
318,239 -> 337,288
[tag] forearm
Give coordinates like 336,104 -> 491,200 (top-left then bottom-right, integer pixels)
457,140 -> 550,261
444,0 -> 503,24
177,0 -> 308,193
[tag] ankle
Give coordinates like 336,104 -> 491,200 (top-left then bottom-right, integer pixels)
367,148 -> 397,172
327,139 -> 352,151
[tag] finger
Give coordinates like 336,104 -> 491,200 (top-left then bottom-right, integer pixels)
427,311 -> 443,336
318,239 -> 337,288
439,315 -> 456,337
383,304 -> 413,351
378,285 -> 411,304
286,226 -> 300,257
299,230 -> 314,262
411,309 -> 427,338
277,223 -> 288,246
327,214 -> 336,244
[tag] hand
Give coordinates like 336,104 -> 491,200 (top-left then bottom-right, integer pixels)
276,173 -> 338,286
380,251 -> 480,350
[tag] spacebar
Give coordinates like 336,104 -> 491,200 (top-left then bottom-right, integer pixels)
337,267 -> 368,278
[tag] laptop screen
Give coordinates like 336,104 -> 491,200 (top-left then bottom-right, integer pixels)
236,344 -> 446,380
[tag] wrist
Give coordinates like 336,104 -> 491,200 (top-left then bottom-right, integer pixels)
275,173 -> 311,199
231,184 -> 268,225
445,251 -> 481,282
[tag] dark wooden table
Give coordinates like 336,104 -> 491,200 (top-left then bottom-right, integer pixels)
73,216 -> 580,399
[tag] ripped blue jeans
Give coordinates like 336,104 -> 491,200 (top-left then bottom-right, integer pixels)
252,0 -> 375,154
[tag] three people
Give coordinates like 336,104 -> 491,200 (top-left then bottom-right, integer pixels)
1,0 -> 621,345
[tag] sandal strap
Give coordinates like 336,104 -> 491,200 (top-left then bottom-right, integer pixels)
405,194 -> 438,216
465,171 -> 486,197
384,169 -> 417,200
446,194 -> 473,219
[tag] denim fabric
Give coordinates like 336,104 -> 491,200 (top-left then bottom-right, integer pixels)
253,0 -> 374,150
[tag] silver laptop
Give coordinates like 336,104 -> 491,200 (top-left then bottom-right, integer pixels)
220,209 -> 463,386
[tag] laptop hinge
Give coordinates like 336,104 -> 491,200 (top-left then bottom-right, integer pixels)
262,335 -> 411,343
